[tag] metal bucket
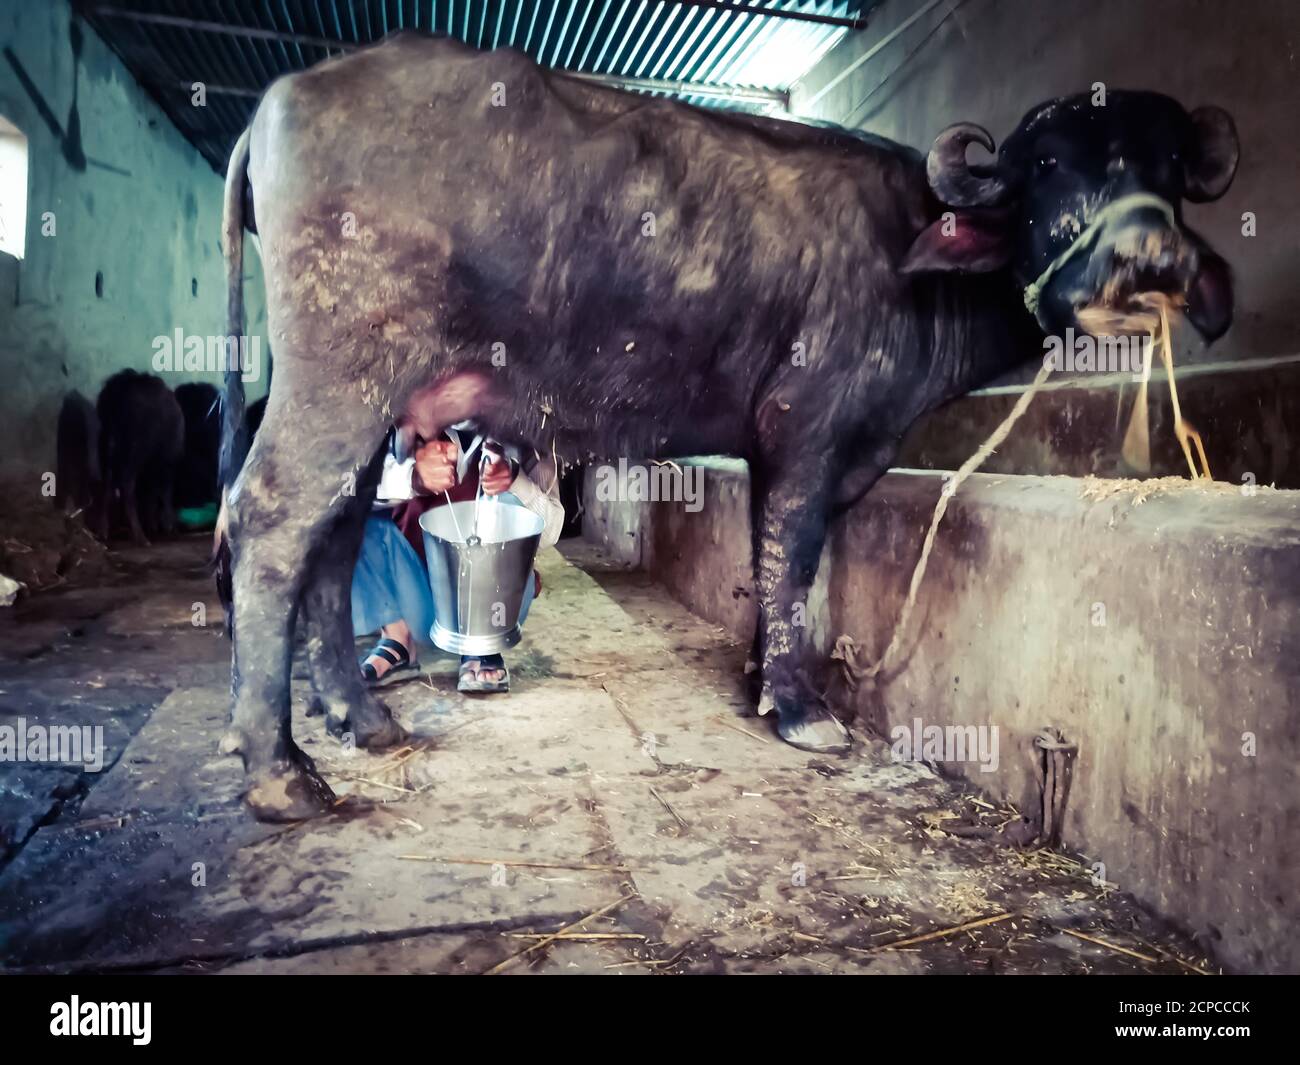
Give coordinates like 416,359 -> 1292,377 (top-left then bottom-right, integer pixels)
419,498 -> 544,655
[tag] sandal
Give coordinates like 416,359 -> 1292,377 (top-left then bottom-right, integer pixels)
458,653 -> 510,694
360,637 -> 418,687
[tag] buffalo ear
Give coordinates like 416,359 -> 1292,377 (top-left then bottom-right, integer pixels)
1185,105 -> 1239,203
901,209 -> 1012,274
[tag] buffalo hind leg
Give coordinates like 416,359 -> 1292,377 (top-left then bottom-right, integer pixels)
302,462 -> 407,750
227,396 -> 389,821
750,451 -> 850,753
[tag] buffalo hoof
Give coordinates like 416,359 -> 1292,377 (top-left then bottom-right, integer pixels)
777,708 -> 852,754
325,697 -> 408,750
243,749 -> 336,822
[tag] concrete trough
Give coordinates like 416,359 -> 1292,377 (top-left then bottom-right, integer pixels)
899,356 -> 1300,489
583,460 -> 1300,973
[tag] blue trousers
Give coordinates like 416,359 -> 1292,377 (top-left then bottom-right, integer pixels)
351,506 -> 535,645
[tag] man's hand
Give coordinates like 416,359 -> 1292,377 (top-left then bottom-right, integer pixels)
481,454 -> 515,496
413,440 -> 457,495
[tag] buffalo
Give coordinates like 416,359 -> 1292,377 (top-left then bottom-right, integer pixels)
218,33 -> 1237,821
54,390 -> 100,517
94,370 -> 184,545
174,381 -> 222,510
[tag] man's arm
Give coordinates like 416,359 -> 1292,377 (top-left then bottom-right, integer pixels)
509,468 -> 565,549
482,453 -> 565,549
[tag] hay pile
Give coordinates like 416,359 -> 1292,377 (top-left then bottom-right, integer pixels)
1077,474 -> 1249,506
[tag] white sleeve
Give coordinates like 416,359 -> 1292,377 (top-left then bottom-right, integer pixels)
375,452 -> 415,503
509,467 -> 565,549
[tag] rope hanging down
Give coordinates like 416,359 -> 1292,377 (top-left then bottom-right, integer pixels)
833,359 -> 1055,691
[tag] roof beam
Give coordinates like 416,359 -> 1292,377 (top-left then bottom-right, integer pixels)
85,2 -> 867,50
161,80 -> 261,98
103,1 -> 792,111
84,7 -> 361,53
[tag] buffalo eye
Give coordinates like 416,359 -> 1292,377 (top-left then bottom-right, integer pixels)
1035,154 -> 1057,175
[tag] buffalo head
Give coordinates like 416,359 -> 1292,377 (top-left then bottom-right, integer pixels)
903,90 -> 1239,342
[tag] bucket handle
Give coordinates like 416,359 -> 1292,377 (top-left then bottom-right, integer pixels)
442,490 -> 470,543
469,445 -> 505,546
442,442 -> 504,546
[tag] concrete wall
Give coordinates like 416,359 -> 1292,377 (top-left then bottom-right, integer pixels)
583,462 -> 1300,973
0,0 -> 267,480
793,0 -> 1300,363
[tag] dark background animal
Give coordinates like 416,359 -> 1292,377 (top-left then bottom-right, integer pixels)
218,33 -> 1236,821
54,390 -> 100,517
94,370 -> 184,545
173,381 -> 222,510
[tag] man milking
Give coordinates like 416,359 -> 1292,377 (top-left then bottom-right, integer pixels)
352,425 -> 563,693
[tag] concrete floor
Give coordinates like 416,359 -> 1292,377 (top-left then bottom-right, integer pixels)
0,535 -> 1215,974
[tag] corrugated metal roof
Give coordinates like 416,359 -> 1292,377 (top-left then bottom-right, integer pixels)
75,1 -> 877,170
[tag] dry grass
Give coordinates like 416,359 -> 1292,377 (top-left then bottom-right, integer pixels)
1078,474 -> 1250,506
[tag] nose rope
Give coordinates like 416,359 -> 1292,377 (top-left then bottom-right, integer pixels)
1021,192 -> 1177,326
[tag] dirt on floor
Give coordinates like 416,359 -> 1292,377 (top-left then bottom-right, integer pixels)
0,534 -> 1219,974
0,485 -> 109,595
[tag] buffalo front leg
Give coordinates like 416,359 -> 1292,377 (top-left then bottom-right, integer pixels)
750,456 -> 851,754
302,471 -> 407,750
226,398 -> 389,821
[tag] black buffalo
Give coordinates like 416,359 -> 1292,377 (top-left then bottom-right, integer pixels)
219,34 -> 1237,821
55,390 -> 100,517
95,370 -> 184,545
174,381 -> 222,509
